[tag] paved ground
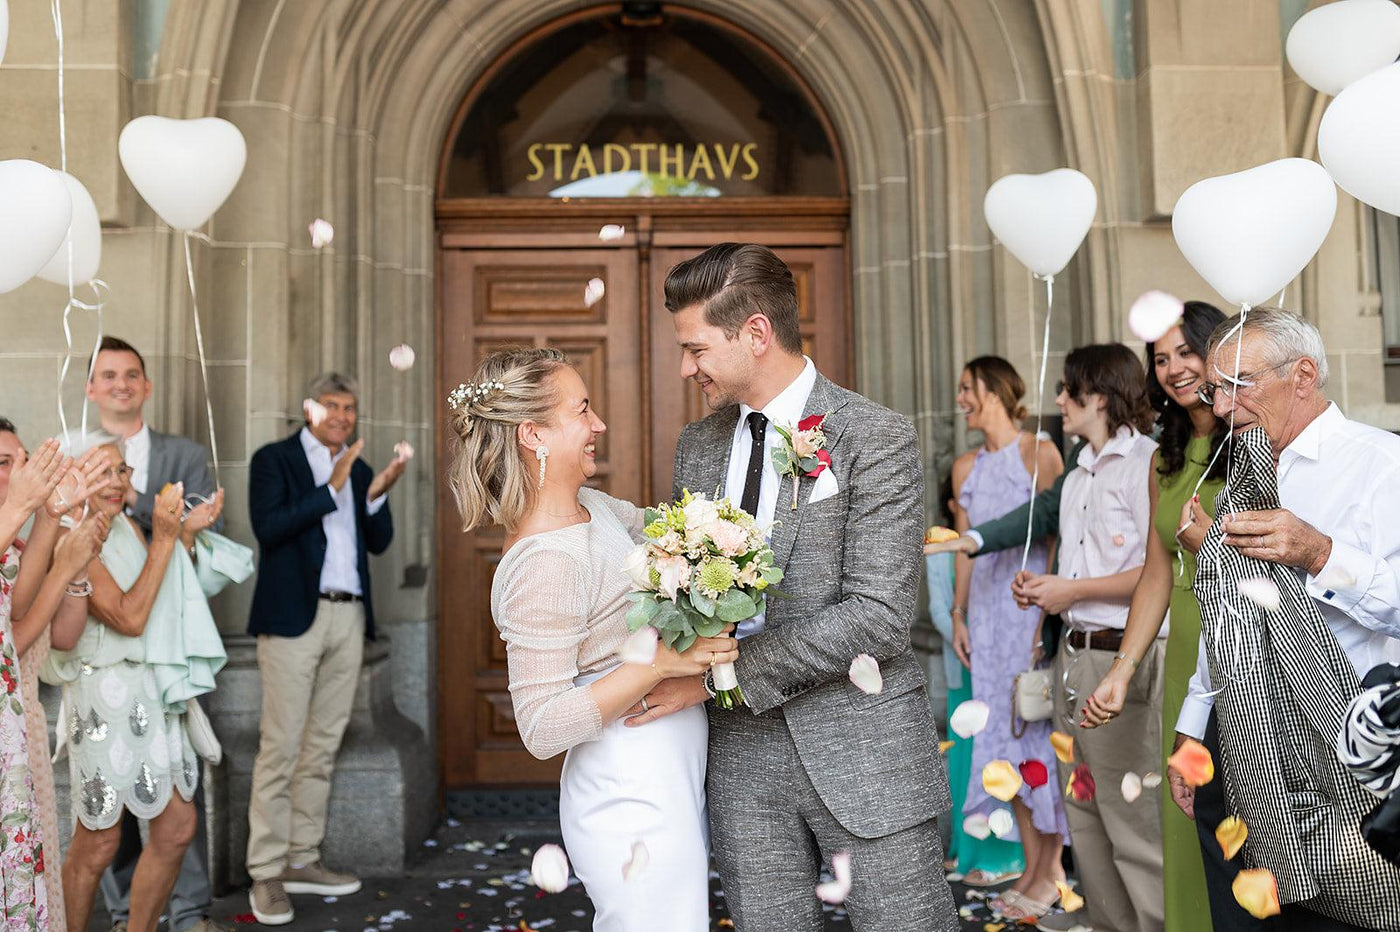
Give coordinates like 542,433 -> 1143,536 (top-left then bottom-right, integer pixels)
87,817 -> 1053,931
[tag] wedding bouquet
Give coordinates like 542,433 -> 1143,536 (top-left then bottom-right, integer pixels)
622,490 -> 783,710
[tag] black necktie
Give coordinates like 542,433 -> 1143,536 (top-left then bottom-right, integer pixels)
739,412 -> 768,517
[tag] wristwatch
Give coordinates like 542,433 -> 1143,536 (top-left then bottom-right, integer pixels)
702,669 -> 718,700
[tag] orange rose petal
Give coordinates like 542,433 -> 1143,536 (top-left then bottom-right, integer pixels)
1056,881 -> 1084,913
1232,868 -> 1281,919
982,760 -> 1023,802
1168,738 -> 1215,787
1216,815 -> 1248,860
939,740 -> 955,754
1050,731 -> 1075,764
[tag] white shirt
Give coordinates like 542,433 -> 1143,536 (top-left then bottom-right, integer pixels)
1177,403 -> 1400,739
1058,426 -> 1159,633
723,357 -> 817,638
124,423 -> 152,496
300,427 -> 386,596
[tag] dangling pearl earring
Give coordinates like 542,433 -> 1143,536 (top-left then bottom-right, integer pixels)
536,445 -> 549,490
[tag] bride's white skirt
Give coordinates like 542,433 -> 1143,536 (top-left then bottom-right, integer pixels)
560,672 -> 710,932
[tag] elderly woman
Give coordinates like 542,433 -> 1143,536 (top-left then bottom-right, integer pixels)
46,439 -> 241,932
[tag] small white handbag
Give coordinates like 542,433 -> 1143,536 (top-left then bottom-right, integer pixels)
1012,665 -> 1054,737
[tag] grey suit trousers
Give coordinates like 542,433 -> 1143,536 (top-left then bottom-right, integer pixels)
708,709 -> 957,932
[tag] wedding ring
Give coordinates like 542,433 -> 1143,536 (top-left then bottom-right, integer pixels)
711,651 -> 718,666
640,698 -> 650,712
167,506 -> 178,514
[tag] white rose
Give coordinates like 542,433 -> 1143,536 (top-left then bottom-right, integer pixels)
682,496 -> 720,531
793,430 -> 819,459
621,545 -> 655,591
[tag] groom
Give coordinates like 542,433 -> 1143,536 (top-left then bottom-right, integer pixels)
627,243 -> 957,930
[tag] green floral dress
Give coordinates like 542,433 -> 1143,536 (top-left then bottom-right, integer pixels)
1,542 -> 49,930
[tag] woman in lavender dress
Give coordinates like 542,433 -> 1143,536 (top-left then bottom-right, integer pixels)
949,357 -> 1068,921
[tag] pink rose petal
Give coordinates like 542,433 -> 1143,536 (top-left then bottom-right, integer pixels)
309,218 -> 334,249
1112,534 -> 1126,547
620,840 -> 649,882
598,224 -> 626,242
389,343 -> 416,371
848,654 -> 883,694
815,850 -> 851,904
949,699 -> 991,738
1128,290 -> 1184,343
584,277 -> 605,307
530,844 -> 569,893
303,398 -> 327,427
618,626 -> 659,665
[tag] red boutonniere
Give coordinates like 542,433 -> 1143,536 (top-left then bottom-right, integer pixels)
771,414 -> 831,511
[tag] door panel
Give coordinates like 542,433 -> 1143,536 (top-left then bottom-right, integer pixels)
437,231 -> 847,789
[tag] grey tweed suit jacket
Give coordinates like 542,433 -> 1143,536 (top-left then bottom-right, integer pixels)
673,372 -> 951,839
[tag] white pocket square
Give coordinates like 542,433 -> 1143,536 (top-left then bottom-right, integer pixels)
808,468 -> 840,504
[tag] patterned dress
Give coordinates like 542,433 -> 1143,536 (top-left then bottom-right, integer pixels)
0,543 -> 49,930
960,439 -> 1069,839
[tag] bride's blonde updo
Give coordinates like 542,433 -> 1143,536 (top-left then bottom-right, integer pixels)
447,347 -> 569,532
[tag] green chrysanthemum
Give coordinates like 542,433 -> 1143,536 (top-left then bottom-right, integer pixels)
695,558 -> 740,599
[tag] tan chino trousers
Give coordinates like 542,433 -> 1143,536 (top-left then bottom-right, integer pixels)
246,599 -> 364,881
1055,638 -> 1166,932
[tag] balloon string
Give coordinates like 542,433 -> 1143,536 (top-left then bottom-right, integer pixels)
183,233 -> 220,487
1021,273 -> 1054,573
50,0 -> 80,443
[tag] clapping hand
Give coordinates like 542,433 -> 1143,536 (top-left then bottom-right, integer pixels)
54,511 -> 111,579
152,482 -> 185,541
329,439 -> 364,492
183,488 -> 225,536
8,439 -> 70,520
46,446 -> 115,518
368,456 -> 407,501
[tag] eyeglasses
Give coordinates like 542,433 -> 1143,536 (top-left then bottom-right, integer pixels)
99,464 -> 133,481
1196,358 -> 1298,406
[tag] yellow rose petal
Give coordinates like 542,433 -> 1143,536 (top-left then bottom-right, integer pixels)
1216,815 -> 1248,860
939,740 -> 955,754
982,760 -> 1023,803
1050,730 -> 1075,764
1232,868 -> 1281,919
1056,880 -> 1084,913
1168,737 -> 1215,787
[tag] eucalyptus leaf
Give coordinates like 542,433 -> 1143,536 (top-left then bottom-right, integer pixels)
674,630 -> 699,652
716,588 -> 758,623
690,589 -> 717,618
694,616 -> 726,638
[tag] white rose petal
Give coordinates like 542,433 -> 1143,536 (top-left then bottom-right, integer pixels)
815,850 -> 851,905
530,844 -> 570,893
1142,772 -> 1163,789
1128,290 -> 1184,343
584,277 -> 606,307
949,699 -> 991,739
303,398 -> 327,428
621,545 -> 655,591
988,809 -> 1015,838
597,224 -> 626,242
618,627 -> 659,665
848,654 -> 883,695
962,813 -> 992,840
621,840 -> 649,882
1121,772 -> 1143,803
309,218 -> 334,249
1238,577 -> 1281,613
655,554 -> 690,602
394,441 -> 414,463
1315,565 -> 1357,592
388,344 -> 416,371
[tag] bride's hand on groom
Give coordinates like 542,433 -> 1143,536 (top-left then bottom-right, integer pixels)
660,628 -> 739,678
624,676 -> 708,727
624,625 -> 738,727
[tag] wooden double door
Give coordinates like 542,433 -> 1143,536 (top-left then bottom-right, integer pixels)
436,203 -> 849,787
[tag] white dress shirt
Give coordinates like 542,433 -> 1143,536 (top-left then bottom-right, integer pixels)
300,427 -> 386,596
723,357 -> 817,638
1177,403 -> 1400,738
1058,426 -> 1159,633
124,423 -> 152,496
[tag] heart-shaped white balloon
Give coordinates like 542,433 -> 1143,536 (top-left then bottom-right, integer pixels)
984,169 -> 1097,278
118,116 -> 247,231
37,172 -> 102,285
1285,0 -> 1400,97
0,159 -> 73,294
1172,158 -> 1336,308
1318,61 -> 1400,218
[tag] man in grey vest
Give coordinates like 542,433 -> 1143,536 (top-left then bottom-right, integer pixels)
627,244 -> 957,930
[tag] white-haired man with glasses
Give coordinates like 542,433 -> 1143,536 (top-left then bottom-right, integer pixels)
1172,307 -> 1400,931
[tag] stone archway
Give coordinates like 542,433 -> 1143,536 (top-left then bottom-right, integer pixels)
141,0 -> 1082,879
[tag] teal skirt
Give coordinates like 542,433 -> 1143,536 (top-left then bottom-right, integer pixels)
947,677 -> 1025,875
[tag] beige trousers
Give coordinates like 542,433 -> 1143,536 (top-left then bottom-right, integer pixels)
246,599 -> 364,880
1055,639 -> 1166,932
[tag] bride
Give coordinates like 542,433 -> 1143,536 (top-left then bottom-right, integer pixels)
446,347 -> 735,931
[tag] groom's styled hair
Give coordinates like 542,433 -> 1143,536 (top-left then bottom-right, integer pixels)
663,243 -> 803,354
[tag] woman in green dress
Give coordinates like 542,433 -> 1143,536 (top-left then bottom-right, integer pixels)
1081,301 -> 1230,932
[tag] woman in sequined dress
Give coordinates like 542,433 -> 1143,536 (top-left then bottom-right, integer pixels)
46,440 -> 227,932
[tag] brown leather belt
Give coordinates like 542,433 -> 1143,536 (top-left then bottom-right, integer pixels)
319,590 -> 363,603
1065,627 -> 1124,652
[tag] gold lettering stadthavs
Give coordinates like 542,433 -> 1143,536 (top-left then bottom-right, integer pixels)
526,143 -> 760,183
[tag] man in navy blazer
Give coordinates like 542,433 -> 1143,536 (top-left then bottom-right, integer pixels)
244,372 -> 405,926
